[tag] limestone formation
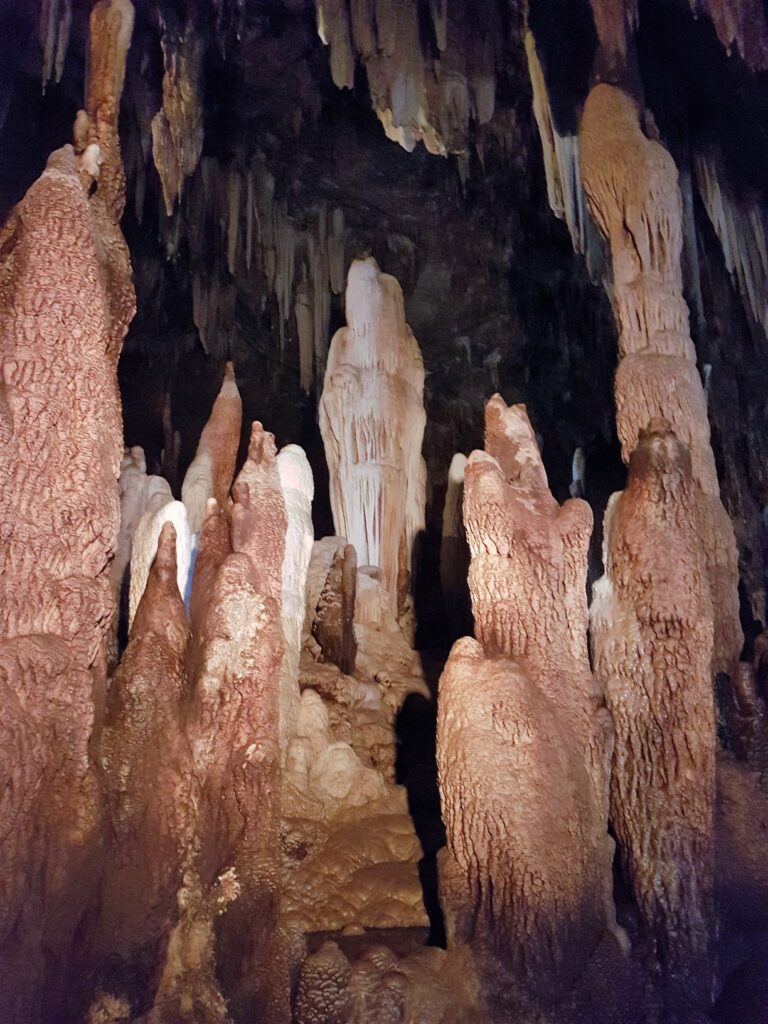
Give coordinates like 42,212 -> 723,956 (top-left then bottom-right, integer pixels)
188,422 -> 288,1022
0,3 -> 135,1013
439,453 -> 471,639
181,361 -> 242,536
312,542 -> 358,675
438,639 -> 616,1011
277,444 -> 315,750
150,11 -> 204,214
443,396 -> 616,1011
129,498 -> 192,627
590,422 -> 716,1001
580,82 -> 742,676
98,522 -> 194,966
112,446 -> 149,592
319,257 -> 426,617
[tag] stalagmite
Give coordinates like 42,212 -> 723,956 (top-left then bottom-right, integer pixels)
182,361 -> 242,535
312,542 -> 358,675
97,522 -> 194,967
438,639 -> 616,1015
129,498 -> 192,628
437,396 -> 617,1014
277,443 -> 315,750
580,82 -> 742,676
439,453 -> 471,639
0,2 -> 135,1015
111,445 -> 149,593
590,421 -> 717,1003
189,421 -> 289,1021
319,257 -> 426,617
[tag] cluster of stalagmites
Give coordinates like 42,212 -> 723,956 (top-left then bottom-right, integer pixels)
2,7 -> 765,1018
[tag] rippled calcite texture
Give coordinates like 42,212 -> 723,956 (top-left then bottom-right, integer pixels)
312,541 -> 358,675
438,397 -> 616,1013
188,421 -> 288,1022
591,422 -> 716,1002
319,257 -> 427,617
0,4 -> 135,1014
580,82 -> 741,676
97,523 -> 195,965
182,361 -> 242,535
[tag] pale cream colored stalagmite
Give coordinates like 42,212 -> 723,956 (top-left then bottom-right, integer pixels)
437,397 -> 618,1014
439,452 -> 471,638
319,257 -> 426,618
276,443 -> 315,751
182,361 -> 243,535
580,82 -> 742,675
0,1 -> 135,1016
590,422 -> 717,997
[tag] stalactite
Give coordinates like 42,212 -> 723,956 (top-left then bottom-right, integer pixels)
590,421 -> 717,1006
695,152 -> 768,339
40,0 -> 72,87
580,83 -> 742,677
0,3 -> 135,1014
151,13 -> 204,214
182,362 -> 242,535
524,30 -> 605,281
319,257 -> 427,616
690,0 -> 768,71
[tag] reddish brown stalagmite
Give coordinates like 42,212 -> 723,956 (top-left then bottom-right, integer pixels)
437,397 -> 620,1018
0,3 -> 135,1017
97,523 -> 195,975
591,422 -> 717,1006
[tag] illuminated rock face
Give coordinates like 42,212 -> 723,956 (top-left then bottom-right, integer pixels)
319,257 -> 426,618
438,397 -> 616,1014
0,2 -> 135,1015
580,82 -> 741,677
591,422 -> 717,1001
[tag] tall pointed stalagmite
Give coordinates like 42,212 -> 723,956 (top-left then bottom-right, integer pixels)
437,397 -> 618,1018
182,361 -> 242,536
97,522 -> 195,973
0,2 -> 135,1017
188,421 -> 289,1022
319,257 -> 426,617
